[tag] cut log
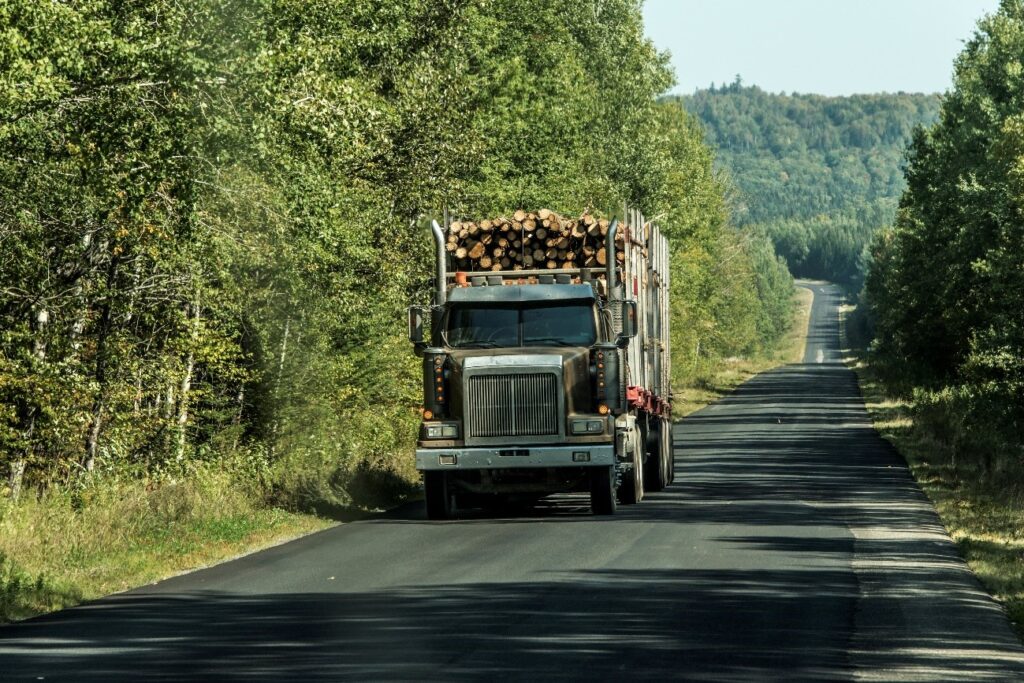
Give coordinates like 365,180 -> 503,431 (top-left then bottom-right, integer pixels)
596,248 -> 607,266
469,242 -> 486,260
513,209 -> 527,222
546,260 -> 558,269
535,228 -> 547,240
538,208 -> 552,221
456,246 -> 468,260
479,255 -> 492,269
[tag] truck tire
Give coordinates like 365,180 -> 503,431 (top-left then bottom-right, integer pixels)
666,421 -> 676,485
424,471 -> 455,520
619,443 -> 644,504
590,466 -> 617,515
644,418 -> 668,492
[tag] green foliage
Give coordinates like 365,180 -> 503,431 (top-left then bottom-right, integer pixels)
677,83 -> 941,283
864,0 -> 1024,475
0,0 -> 793,512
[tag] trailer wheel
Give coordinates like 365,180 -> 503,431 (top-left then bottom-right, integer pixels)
424,471 -> 455,520
645,418 -> 668,492
590,466 -> 617,515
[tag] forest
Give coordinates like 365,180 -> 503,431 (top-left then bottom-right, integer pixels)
0,1 -> 793,513
864,0 -> 1024,476
678,84 -> 940,284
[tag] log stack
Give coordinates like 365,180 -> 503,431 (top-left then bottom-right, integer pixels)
445,209 -> 627,272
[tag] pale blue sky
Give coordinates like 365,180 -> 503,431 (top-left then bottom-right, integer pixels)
642,0 -> 1001,95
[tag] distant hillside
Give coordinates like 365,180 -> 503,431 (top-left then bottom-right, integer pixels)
675,82 -> 941,283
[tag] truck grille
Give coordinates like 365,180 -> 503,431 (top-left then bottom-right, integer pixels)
466,373 -> 559,438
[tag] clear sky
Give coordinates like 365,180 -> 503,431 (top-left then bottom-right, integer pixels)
642,0 -> 1001,96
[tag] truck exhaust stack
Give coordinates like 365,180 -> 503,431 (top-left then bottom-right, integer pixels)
431,219 -> 446,306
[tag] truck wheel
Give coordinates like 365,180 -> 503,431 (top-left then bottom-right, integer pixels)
424,471 -> 455,520
619,443 -> 644,504
666,421 -> 676,485
644,418 -> 668,492
590,466 -> 617,515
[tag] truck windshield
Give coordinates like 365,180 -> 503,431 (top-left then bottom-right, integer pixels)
446,303 -> 596,348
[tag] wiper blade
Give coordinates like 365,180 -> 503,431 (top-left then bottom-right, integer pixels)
456,341 -> 505,349
525,337 -> 577,347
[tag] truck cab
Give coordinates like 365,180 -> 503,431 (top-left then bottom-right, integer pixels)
410,213 -> 672,518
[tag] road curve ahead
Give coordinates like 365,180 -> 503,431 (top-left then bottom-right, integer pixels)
2,283 -> 1023,681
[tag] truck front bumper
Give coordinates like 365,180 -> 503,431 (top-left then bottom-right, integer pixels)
416,444 -> 615,471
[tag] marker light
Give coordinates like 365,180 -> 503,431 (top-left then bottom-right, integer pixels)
597,404 -> 609,415
422,409 -> 434,420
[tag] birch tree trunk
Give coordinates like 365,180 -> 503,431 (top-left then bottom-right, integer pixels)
268,316 -> 290,457
176,294 -> 201,461
10,309 -> 49,499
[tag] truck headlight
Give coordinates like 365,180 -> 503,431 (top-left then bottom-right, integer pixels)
423,423 -> 459,439
570,419 -> 605,435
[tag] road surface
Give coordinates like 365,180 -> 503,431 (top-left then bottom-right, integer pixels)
2,283 -> 1023,681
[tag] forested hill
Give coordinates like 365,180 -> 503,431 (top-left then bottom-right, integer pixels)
676,83 -> 941,282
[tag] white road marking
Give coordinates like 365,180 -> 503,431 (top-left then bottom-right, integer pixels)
817,349 -> 824,364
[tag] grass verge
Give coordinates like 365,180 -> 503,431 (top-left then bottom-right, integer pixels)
840,303 -> 1024,640
0,467 -> 332,624
673,284 -> 814,416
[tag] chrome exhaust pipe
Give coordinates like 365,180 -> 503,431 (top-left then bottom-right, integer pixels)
431,219 -> 446,305
606,218 -> 619,294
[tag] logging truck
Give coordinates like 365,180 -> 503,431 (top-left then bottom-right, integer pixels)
408,209 -> 673,518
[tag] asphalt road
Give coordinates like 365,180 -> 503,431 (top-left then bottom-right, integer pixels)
3,283 -> 1024,681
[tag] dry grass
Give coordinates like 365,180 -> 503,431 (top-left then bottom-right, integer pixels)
674,285 -> 814,416
0,469 -> 330,623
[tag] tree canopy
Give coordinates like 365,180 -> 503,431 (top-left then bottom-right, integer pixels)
0,0 -> 793,501
864,0 -> 1024,470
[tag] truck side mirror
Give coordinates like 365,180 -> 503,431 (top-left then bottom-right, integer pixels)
617,300 -> 637,347
408,306 -> 426,348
